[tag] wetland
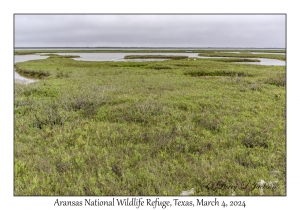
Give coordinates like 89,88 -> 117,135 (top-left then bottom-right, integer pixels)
14,49 -> 286,196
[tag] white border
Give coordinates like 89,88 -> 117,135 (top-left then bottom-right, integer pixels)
1,1 -> 298,209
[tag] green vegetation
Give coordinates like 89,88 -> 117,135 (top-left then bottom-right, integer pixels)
15,64 -> 50,79
207,58 -> 260,63
14,52 -> 286,196
124,55 -> 188,60
42,54 -> 81,59
195,49 -> 286,54
14,51 -> 38,55
198,51 -> 286,61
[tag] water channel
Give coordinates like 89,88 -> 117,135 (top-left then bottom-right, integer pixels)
14,54 -> 49,84
14,52 -> 285,84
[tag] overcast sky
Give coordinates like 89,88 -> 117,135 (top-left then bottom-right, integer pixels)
14,14 -> 286,48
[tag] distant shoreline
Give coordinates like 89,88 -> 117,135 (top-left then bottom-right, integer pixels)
15,47 -> 286,50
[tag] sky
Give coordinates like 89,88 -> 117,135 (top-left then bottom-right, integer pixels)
15,14 -> 286,48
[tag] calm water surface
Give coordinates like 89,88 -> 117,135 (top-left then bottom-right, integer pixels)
14,54 -> 49,63
46,53 -> 286,66
251,52 -> 285,55
45,52 -> 200,61
14,52 -> 285,83
197,55 -> 285,66
14,55 -> 49,84
234,58 -> 285,66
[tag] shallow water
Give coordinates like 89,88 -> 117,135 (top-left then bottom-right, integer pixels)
14,71 -> 36,83
46,53 -> 286,66
14,55 -> 49,84
45,52 -> 200,61
251,52 -> 285,55
196,56 -> 285,66
234,58 -> 285,66
14,52 -> 285,84
14,54 -> 49,64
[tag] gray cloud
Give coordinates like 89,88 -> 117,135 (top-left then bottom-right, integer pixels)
14,14 -> 286,48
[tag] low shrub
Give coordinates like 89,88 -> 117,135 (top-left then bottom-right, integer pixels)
185,70 -> 248,77
265,72 -> 286,87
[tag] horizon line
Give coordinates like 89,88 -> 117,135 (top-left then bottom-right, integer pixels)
14,46 -> 286,49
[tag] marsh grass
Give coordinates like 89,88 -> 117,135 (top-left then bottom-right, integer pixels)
265,72 -> 286,87
198,52 -> 286,61
208,58 -> 261,63
146,65 -> 173,70
42,54 -> 81,59
15,66 -> 50,78
14,51 -> 286,196
124,55 -> 188,60
184,70 -> 249,77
